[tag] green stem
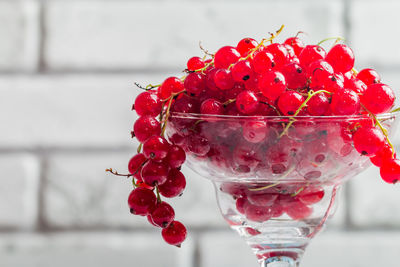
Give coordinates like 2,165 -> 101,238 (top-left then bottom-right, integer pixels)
279,90 -> 332,138
137,143 -> 143,153
317,36 -> 345,46
391,107 -> 400,113
156,186 -> 162,203
248,165 -> 295,192
161,95 -> 175,137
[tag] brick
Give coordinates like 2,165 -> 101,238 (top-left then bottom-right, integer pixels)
45,1 -> 344,70
0,74 -> 164,148
0,1 -> 39,71
0,232 -> 193,267
351,1 -> 400,67
0,154 -> 40,230
43,152 -> 225,229
348,165 -> 400,228
200,230 -> 400,267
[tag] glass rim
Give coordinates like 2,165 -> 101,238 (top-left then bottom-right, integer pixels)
170,110 -> 399,120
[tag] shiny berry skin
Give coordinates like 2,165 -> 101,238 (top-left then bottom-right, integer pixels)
171,94 -> 200,114
242,121 -> 268,143
134,91 -> 162,116
184,72 -> 205,95
307,92 -> 330,116
326,44 -> 355,73
299,45 -> 326,67
251,51 -> 275,74
214,46 -> 241,69
187,134 -> 210,156
356,68 -> 381,85
331,88 -> 360,115
264,43 -> 288,67
284,37 -> 305,56
143,136 -> 170,160
141,160 -> 169,186
161,221 -> 187,246
380,159 -> 400,184
133,115 -> 161,142
236,38 -> 258,56
200,98 -> 224,115
159,77 -> 184,100
247,192 -> 278,206
149,202 -> 175,228
322,73 -> 345,93
257,71 -> 286,102
128,153 -> 147,179
236,197 -> 247,214
128,187 -> 157,216
353,126 -> 385,156
345,78 -> 367,94
297,187 -> 325,205
280,63 -> 307,89
187,56 -> 205,71
236,90 -> 260,114
370,143 -> 396,167
214,69 -> 235,90
306,60 -> 334,87
231,60 -> 253,82
278,91 -> 305,115
361,83 -> 395,114
158,169 -> 186,198
165,145 -> 186,169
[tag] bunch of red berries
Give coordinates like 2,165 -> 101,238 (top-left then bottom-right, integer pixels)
110,26 -> 400,246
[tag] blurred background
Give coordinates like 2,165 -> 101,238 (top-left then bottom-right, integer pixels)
1,0 -> 400,266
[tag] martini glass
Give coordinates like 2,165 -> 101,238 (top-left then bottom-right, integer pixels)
167,112 -> 398,267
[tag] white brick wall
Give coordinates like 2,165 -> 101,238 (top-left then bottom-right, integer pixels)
1,0 -> 400,266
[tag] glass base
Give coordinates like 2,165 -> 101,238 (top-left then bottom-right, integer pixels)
261,256 -> 300,267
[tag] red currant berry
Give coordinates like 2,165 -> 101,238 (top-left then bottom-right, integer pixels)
258,71 -> 286,102
307,92 -> 330,116
141,160 -> 169,186
356,68 -> 381,85
231,60 -> 253,82
236,197 -> 247,214
345,78 -> 367,94
326,44 -> 355,73
278,91 -> 305,115
165,145 -> 186,169
280,63 -> 307,89
353,126 -> 385,156
380,159 -> 400,184
128,153 -> 147,179
149,201 -> 175,228
158,169 -> 186,198
285,200 -> 313,220
171,94 -> 200,114
264,43 -> 288,67
133,115 -> 161,142
361,83 -> 395,114
370,143 -> 396,167
306,60 -> 334,87
134,91 -> 162,117
284,37 -> 305,56
184,72 -> 206,95
205,68 -> 219,91
128,187 -> 157,216
320,74 -> 344,93
244,201 -> 273,222
330,88 -> 360,115
214,69 -> 235,90
299,45 -> 326,67
236,38 -> 258,56
236,90 -> 260,114
251,51 -> 275,74
187,56 -> 205,71
297,187 -> 325,205
247,192 -> 278,206
200,98 -> 224,115
143,136 -> 170,160
187,134 -> 210,156
161,221 -> 187,247
214,46 -> 241,69
159,77 -> 184,100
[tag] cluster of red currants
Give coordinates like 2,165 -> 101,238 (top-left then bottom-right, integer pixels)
111,26 -> 400,246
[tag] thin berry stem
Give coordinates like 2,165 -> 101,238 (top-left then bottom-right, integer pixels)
222,98 -> 236,107
156,186 -> 162,203
317,36 -> 345,46
391,107 -> 400,113
361,103 -> 396,158
137,143 -> 143,153
248,165 -> 295,192
279,90 -> 332,138
106,168 -> 133,178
